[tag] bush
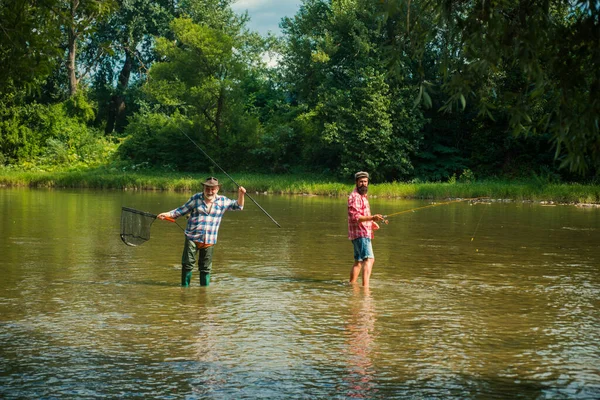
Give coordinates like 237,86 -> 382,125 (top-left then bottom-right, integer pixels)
0,94 -> 117,169
117,112 -> 189,168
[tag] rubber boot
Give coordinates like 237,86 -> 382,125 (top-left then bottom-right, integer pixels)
181,270 -> 193,287
200,272 -> 210,287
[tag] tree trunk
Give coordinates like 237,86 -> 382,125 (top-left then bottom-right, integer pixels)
105,49 -> 133,134
215,84 -> 225,139
67,0 -> 79,96
105,96 -> 117,134
67,26 -> 78,96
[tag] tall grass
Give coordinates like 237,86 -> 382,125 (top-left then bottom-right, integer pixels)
1,168 -> 599,204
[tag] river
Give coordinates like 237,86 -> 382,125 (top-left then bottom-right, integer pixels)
1,188 -> 599,398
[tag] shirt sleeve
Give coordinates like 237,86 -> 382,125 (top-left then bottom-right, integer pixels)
224,197 -> 243,211
348,194 -> 363,223
170,195 -> 197,218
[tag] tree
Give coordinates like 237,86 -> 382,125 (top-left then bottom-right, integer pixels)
382,0 -> 600,175
0,0 -> 115,168
0,0 -> 62,94
120,10 -> 271,170
62,0 -> 116,96
147,18 -> 238,139
90,0 -> 176,134
280,0 -> 425,180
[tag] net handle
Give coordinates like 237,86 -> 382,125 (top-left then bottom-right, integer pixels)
121,207 -> 179,225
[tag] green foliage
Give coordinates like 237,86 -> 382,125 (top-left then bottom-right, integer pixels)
62,0 -> 118,95
2,167 -> 598,204
146,18 -> 240,136
117,111 -> 188,169
3,0 -> 598,184
90,0 -> 177,133
118,110 -> 243,172
0,0 -> 62,93
136,15 -> 271,169
319,69 -> 397,180
383,0 -> 600,175
250,125 -> 301,173
0,102 -> 47,163
0,94 -> 116,168
415,143 -> 467,182
279,0 -> 425,181
459,169 -> 475,184
64,90 -> 96,123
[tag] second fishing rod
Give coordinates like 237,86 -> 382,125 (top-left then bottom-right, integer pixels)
380,196 -> 490,241
381,197 -> 489,220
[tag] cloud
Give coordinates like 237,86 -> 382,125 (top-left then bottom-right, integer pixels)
232,0 -> 301,35
233,0 -> 273,9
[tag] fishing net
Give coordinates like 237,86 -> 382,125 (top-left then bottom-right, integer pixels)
120,207 -> 159,246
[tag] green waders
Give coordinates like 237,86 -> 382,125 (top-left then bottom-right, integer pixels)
181,238 -> 214,287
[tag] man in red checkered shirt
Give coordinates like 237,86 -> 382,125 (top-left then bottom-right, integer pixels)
348,171 -> 385,287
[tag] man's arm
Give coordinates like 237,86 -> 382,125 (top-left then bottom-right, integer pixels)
357,214 -> 384,223
237,186 -> 246,208
157,195 -> 196,220
348,195 -> 383,223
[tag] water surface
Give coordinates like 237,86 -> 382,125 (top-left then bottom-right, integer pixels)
1,188 -> 599,398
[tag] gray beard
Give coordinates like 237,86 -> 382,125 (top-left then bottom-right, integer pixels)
357,186 -> 368,195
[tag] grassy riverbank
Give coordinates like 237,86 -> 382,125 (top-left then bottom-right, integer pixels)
1,167 -> 599,204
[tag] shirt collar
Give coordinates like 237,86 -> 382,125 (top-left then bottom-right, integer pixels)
199,192 -> 220,205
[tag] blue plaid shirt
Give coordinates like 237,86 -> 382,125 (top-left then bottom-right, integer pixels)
168,193 -> 243,244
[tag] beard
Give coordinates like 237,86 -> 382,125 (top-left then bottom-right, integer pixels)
357,185 -> 368,195
204,191 -> 217,201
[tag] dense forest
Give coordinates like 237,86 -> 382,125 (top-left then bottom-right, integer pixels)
1,0 -> 598,183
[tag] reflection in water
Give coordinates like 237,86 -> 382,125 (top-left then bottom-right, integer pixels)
344,286 -> 376,398
190,290 -> 227,395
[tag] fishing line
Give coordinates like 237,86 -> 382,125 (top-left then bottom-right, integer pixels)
470,202 -> 488,242
167,115 -> 281,228
382,197 -> 489,221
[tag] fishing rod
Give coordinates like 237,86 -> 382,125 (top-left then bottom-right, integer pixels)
379,197 -> 490,246
382,197 -> 489,220
170,119 -> 281,228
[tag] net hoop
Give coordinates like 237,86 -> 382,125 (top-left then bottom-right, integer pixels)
121,206 -> 158,219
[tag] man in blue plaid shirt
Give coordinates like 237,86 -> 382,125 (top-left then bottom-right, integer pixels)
158,177 -> 246,287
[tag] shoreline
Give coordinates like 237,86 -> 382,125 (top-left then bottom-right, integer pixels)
1,169 -> 599,205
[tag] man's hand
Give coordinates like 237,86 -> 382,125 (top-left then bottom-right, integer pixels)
157,212 -> 170,220
372,214 -> 384,222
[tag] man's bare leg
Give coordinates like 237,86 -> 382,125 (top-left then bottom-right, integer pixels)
362,258 -> 374,287
349,260 -> 362,283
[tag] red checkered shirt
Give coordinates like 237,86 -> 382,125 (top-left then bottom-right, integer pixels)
348,188 -> 373,240
168,192 -> 243,244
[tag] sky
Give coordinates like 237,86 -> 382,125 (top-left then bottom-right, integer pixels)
231,0 -> 303,36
